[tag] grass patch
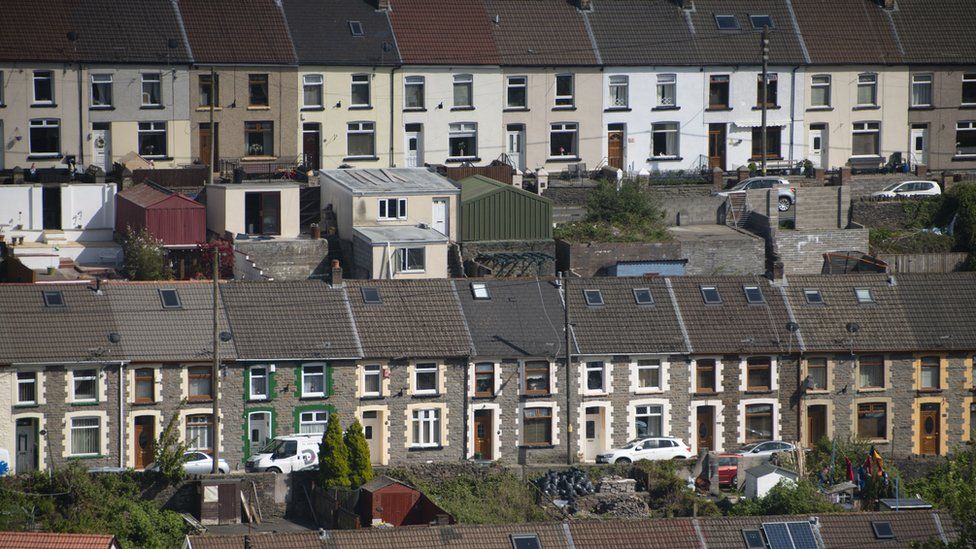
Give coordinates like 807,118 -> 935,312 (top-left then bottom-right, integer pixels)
869,228 -> 956,254
555,180 -> 671,243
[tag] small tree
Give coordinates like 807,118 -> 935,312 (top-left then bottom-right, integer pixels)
121,226 -> 171,280
319,413 -> 351,488
345,420 -> 374,487
152,410 -> 188,483
195,239 -> 235,279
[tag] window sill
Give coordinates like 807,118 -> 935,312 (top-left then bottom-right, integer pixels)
856,387 -> 886,393
959,105 -> 976,110
522,393 -> 552,398
301,106 -> 325,112
582,391 -> 609,398
917,388 -> 942,394
403,107 -> 427,112
633,388 -> 665,395
806,106 -> 833,112
133,400 -> 158,406
246,397 -> 270,403
552,106 -> 576,111
14,403 -> 39,408
951,156 -> 976,162
247,106 -> 271,111
652,105 -> 680,111
343,156 -> 380,161
90,106 -> 115,111
27,154 -> 63,160
31,103 -> 58,108
451,106 -> 475,111
472,394 -> 496,400
518,444 -> 556,449
693,391 -> 720,397
196,106 -> 222,111
349,105 -> 373,111
408,445 -> 444,451
744,389 -> 772,394
411,392 -> 441,398
547,156 -> 582,162
445,157 -> 480,163
140,105 -> 165,110
504,107 -> 529,112
804,389 -> 829,395
648,156 -> 683,162
605,107 -> 632,112
909,106 -> 935,111
752,106 -> 781,110
300,394 -> 326,400
705,107 -> 732,112
71,401 -> 101,406
852,105 -> 880,111
69,454 -> 104,460
240,156 -> 278,162
360,394 -> 385,401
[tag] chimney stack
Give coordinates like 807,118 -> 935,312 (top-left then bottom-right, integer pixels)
331,260 -> 343,287
377,0 -> 390,10
578,0 -> 592,11
771,261 -> 785,282
879,0 -> 894,9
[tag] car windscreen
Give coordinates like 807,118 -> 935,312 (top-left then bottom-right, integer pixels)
259,439 -> 285,455
881,182 -> 903,191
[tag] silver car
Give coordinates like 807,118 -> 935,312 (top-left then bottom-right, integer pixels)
149,451 -> 230,474
714,177 -> 796,211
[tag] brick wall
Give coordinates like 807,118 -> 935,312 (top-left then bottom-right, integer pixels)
543,183 -> 725,227
556,238 -> 764,277
794,187 -> 852,230
775,228 -> 871,275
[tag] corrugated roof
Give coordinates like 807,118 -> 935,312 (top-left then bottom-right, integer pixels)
483,0 -> 597,66
175,0 -> 297,65
282,0 -> 400,66
459,175 -> 552,205
320,168 -> 459,196
388,0 -> 499,65
220,281 -> 362,360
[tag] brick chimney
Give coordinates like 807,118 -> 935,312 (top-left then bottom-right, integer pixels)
376,0 -> 390,10
578,0 -> 592,11
673,0 -> 694,9
330,260 -> 343,288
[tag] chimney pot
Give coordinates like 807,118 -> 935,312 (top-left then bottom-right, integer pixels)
772,261 -> 785,281
331,260 -> 343,287
377,0 -> 390,10
578,0 -> 592,10
880,0 -> 894,8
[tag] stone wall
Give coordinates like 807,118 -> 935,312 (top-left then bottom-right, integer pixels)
459,240 -> 557,277
543,183 -> 726,227
775,228 -> 871,275
234,239 -> 329,281
556,237 -> 765,277
141,470 -> 298,520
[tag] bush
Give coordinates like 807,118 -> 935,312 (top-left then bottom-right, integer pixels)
120,227 -> 171,280
319,413 -> 351,488
195,239 -> 235,279
632,459 -> 719,518
908,445 -> 976,545
729,479 -> 837,516
344,420 -> 373,488
555,180 -> 670,243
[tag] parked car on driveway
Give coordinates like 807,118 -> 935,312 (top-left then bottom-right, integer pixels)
596,436 -> 694,464
736,440 -> 796,458
148,451 -> 230,474
713,177 -> 796,211
718,454 -> 739,487
871,180 -> 941,199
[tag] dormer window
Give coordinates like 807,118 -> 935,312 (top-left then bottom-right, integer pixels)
159,289 -> 182,309
633,288 -> 653,305
804,289 -> 824,305
855,288 -> 874,304
744,286 -> 765,304
471,283 -> 490,300
348,21 -> 364,36
361,287 -> 381,304
715,15 -> 740,30
42,290 -> 65,308
750,15 -> 774,29
583,289 -> 604,306
700,286 -> 722,304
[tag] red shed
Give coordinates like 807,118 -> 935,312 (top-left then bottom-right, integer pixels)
356,476 -> 453,527
116,183 -> 206,246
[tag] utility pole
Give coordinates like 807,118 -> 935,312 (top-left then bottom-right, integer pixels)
208,67 -> 216,185
563,273 -> 574,465
760,27 -> 770,177
211,246 -> 220,474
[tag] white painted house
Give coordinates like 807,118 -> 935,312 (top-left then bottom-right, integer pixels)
0,183 -> 119,269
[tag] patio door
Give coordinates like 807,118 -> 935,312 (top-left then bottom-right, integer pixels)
404,123 -> 423,167
506,124 -> 525,171
911,124 -> 928,167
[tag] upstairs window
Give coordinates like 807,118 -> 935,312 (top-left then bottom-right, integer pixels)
807,358 -> 827,390
188,366 -> 213,401
248,74 -> 269,107
715,15 -> 740,30
858,355 -> 885,389
199,74 -> 219,107
554,74 -> 574,107
414,363 -> 438,395
90,74 -> 113,108
159,288 -> 181,309
637,359 -> 661,390
583,289 -> 604,306
378,197 -> 406,220
362,364 -> 382,397
585,361 -> 607,392
453,74 -> 473,108
701,286 -> 722,304
963,73 -> 976,106
857,73 -> 878,106
302,364 -> 326,397
656,73 -> 676,107
17,372 -> 37,405
142,73 -> 162,107
911,74 -> 933,107
506,75 -> 527,109
523,361 -> 550,396
474,363 -> 495,397
134,368 -> 155,403
33,70 -> 54,104
608,75 -> 629,108
919,356 -> 941,390
709,75 -> 730,109
746,357 -> 772,391
697,359 -> 717,393
351,74 -> 371,107
303,74 -> 324,108
810,75 -> 831,107
757,73 -> 778,107
404,75 -> 425,110
73,368 -> 98,402
249,366 -> 269,400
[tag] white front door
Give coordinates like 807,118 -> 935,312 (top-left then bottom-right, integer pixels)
911,126 -> 928,166
583,406 -> 607,462
92,128 -> 111,173
248,412 -> 271,455
361,410 -> 384,465
405,131 -> 422,168
506,128 -> 525,171
808,126 -> 825,169
432,198 -> 448,237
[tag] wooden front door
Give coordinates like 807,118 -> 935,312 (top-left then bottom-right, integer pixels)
708,123 -> 726,170
199,123 -> 219,172
919,403 -> 940,455
697,406 -> 714,452
807,405 -> 827,447
473,410 -> 493,460
302,123 -> 321,171
134,416 -> 155,470
608,130 -> 624,169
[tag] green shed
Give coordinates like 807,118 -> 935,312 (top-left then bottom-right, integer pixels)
458,175 -> 553,242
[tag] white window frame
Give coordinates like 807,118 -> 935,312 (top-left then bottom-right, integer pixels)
248,410 -> 273,447
852,121 -> 881,158
249,365 -> 269,400
396,247 -> 425,273
185,414 -> 214,452
656,73 -> 676,107
90,73 -> 113,108
301,363 -> 326,398
651,122 -> 680,159
448,122 -> 478,160
810,74 -> 831,107
299,410 -> 329,434
584,360 -> 609,395
634,358 -> 664,393
16,371 -> 37,405
28,118 -> 60,157
346,121 -> 375,158
411,408 -> 441,447
303,74 -> 324,108
635,404 -> 664,438
856,73 -> 878,107
554,73 -> 574,107
506,75 -> 528,109
404,75 -> 425,110
963,73 -> 976,106
549,122 -> 578,159
71,368 -> 99,403
608,75 -> 629,108
956,121 -> 976,157
362,364 -> 382,397
32,70 -> 54,104
911,73 -> 933,108
69,416 -> 101,457
141,73 -> 162,107
453,73 -> 473,108
413,362 -> 439,395
378,197 -> 406,220
137,121 -> 168,159
351,73 -> 371,107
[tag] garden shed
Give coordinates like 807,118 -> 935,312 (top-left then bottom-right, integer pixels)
116,183 -> 205,246
356,476 -> 453,527
458,175 -> 552,242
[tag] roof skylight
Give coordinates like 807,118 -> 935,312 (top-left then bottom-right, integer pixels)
348,21 -> 364,36
701,286 -> 722,304
855,288 -> 874,304
42,290 -> 65,308
361,287 -> 381,304
633,288 -> 654,305
715,15 -> 740,30
750,15 -> 774,29
583,289 -> 604,306
471,282 -> 490,300
744,286 -> 765,304
159,288 -> 182,309
804,289 -> 824,305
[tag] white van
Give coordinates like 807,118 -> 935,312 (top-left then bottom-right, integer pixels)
244,434 -> 321,473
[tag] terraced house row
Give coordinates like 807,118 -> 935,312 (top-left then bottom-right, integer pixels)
1,272 -> 975,474
2,0 -> 976,175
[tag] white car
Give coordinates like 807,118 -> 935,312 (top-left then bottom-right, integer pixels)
871,180 -> 942,199
713,177 -> 796,211
596,436 -> 694,464
148,451 -> 230,474
736,440 -> 795,458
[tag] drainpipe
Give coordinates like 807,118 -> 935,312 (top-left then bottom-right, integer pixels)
119,360 -> 125,468
462,354 -> 470,461
789,67 -> 798,166
77,63 -> 85,167
389,66 -> 398,167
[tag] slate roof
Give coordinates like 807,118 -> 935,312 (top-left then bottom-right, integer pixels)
220,281 -> 362,360
568,277 -> 687,356
188,533 -> 323,549
320,168 -> 459,195
886,273 -> 976,351
684,0 -> 808,65
584,0 -> 703,66
454,278 -> 565,358
0,283 -> 120,365
388,0 -> 499,65
816,510 -> 950,548
0,0 -> 192,64
104,282 -> 235,362
282,0 -> 400,66
782,274 -> 915,353
483,0 -> 597,66
889,0 -> 976,64
791,0 -> 904,64
669,276 -> 793,354
175,0 -> 297,65
0,532 -> 119,549
343,279 -> 473,358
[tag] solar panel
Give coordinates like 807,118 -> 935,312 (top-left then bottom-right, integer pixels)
787,522 -> 819,549
763,523 -> 793,549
